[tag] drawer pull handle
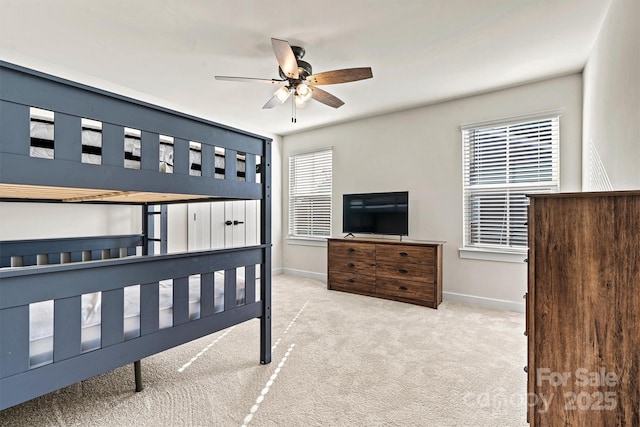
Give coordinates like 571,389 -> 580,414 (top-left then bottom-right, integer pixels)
347,248 -> 355,252
399,269 -> 409,274
399,252 -> 409,257
347,263 -> 355,268
347,279 -> 355,283
399,286 -> 408,291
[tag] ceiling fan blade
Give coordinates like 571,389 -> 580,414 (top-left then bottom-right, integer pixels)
215,76 -> 285,85
311,87 -> 345,109
271,38 -> 299,79
307,67 -> 373,85
262,96 -> 281,109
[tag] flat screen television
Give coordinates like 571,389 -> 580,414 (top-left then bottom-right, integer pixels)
342,191 -> 409,236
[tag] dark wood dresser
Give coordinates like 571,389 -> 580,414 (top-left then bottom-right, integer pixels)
526,191 -> 640,426
327,237 -> 444,308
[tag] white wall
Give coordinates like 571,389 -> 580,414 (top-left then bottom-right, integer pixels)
0,202 -> 140,240
282,74 -> 583,310
583,0 -> 640,190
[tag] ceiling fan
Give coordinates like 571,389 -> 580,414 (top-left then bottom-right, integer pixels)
215,38 -> 373,121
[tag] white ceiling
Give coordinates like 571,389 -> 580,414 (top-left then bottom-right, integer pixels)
0,0 -> 611,137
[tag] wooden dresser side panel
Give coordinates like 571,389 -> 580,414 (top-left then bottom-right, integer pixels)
530,194 -> 640,426
526,201 -> 536,424
434,244 -> 443,305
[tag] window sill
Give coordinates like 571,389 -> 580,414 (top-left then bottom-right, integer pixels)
459,247 -> 527,264
286,237 -> 328,247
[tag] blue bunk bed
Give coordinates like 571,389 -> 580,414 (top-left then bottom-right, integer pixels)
0,61 -> 272,411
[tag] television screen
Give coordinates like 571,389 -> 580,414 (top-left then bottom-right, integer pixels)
343,191 -> 409,236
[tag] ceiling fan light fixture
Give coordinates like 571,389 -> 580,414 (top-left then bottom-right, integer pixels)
294,94 -> 309,108
296,83 -> 313,102
273,86 -> 291,103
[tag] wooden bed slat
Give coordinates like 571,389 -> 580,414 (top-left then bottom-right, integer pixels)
0,183 -> 214,203
201,144 -> 214,178
174,138 -> 189,175
101,123 -> 124,167
224,269 -> 237,310
200,272 -> 215,317
225,149 -> 237,182
22,254 -> 36,266
173,277 -> 190,325
48,252 -> 61,265
102,288 -> 125,347
140,282 -> 160,335
141,131 -> 159,171
0,305 -> 29,377
55,113 -> 81,162
54,297 -> 82,362
245,154 -> 256,183
245,265 -> 256,304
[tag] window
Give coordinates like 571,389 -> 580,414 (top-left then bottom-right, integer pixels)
462,113 -> 560,254
288,148 -> 333,239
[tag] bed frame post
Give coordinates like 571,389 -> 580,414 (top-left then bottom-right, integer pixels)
142,204 -> 150,256
160,205 -> 168,254
132,204 -> 152,392
260,139 -> 272,365
134,360 -> 143,392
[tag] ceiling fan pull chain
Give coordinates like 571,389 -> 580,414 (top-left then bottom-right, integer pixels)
291,95 -> 297,123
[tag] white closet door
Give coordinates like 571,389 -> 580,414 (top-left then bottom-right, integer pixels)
187,203 -> 211,250
225,201 -> 245,247
210,202 -> 226,249
189,201 -> 259,250
245,200 -> 259,246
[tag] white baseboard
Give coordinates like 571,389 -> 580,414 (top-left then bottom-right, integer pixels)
443,291 -> 525,313
281,268 -> 327,283
272,267 -> 285,276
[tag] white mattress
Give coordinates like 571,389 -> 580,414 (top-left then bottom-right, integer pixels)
28,271 -> 246,368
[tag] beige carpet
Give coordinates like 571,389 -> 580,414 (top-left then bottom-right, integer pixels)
0,275 -> 528,426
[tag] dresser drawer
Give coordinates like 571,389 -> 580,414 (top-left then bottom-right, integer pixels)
376,261 -> 433,282
376,277 -> 435,301
376,244 -> 435,264
328,256 -> 375,275
329,271 -> 375,294
329,240 -> 375,259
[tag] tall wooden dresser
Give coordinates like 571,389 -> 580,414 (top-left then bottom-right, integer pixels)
526,191 -> 640,426
327,237 -> 444,308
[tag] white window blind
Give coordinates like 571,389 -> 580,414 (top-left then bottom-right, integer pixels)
462,114 -> 560,251
289,148 -> 333,238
